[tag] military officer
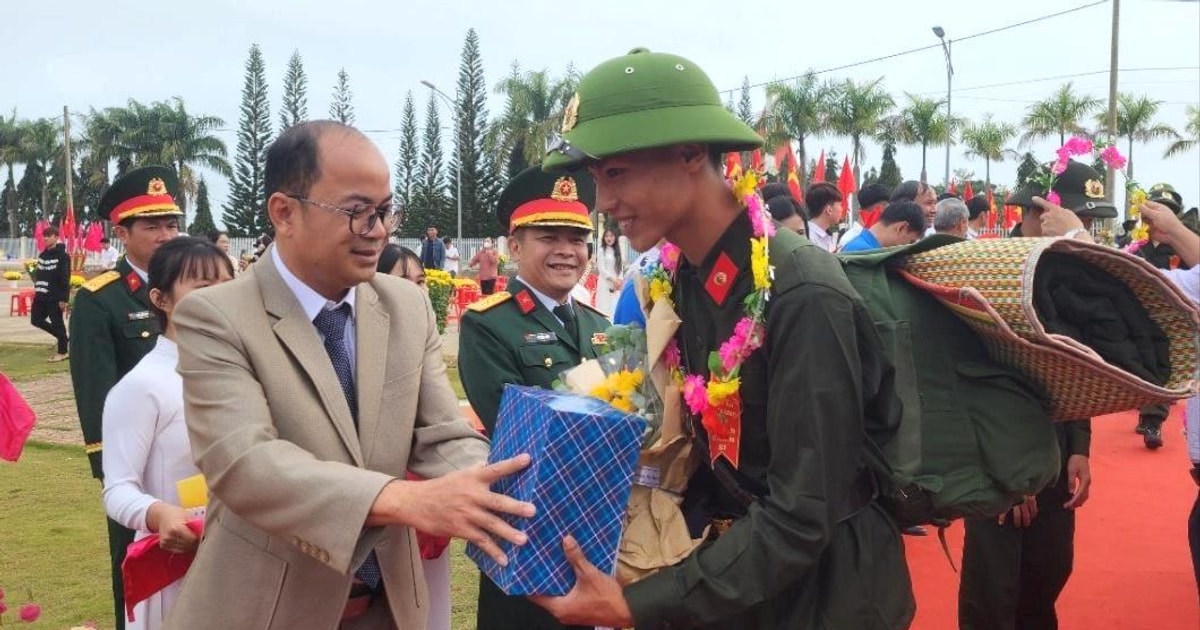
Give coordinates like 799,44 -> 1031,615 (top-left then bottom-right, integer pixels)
530,48 -> 914,630
458,164 -> 610,630
69,165 -> 182,630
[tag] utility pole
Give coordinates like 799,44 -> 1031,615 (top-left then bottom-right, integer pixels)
1107,0 -> 1121,207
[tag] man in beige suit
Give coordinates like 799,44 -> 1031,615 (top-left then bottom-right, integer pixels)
168,121 -> 534,630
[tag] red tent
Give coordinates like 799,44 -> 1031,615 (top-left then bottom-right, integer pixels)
837,156 -> 856,221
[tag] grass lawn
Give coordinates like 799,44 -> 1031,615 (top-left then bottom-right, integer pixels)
0,342 -> 71,382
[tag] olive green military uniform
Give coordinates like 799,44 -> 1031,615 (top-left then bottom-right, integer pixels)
68,166 -> 179,630
619,216 -> 914,630
459,164 -> 611,630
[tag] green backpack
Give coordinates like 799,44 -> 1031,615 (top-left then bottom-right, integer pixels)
770,231 -> 1061,527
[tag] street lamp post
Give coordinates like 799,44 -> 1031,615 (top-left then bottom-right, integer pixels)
933,26 -> 954,190
420,80 -> 463,242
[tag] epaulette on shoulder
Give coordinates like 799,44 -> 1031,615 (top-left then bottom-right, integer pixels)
467,291 -> 512,313
81,271 -> 120,293
576,300 -> 607,317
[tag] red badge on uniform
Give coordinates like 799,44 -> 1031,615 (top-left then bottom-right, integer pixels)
704,253 -> 738,306
515,290 -> 536,315
701,392 -> 742,469
124,272 -> 142,294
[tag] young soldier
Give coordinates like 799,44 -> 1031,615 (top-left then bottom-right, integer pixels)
530,48 -> 914,630
458,165 -> 610,630
69,166 -> 182,630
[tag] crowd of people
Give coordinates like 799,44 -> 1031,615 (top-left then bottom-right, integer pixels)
36,46 -> 1197,630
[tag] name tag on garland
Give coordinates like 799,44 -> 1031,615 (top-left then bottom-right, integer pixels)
701,392 -> 742,469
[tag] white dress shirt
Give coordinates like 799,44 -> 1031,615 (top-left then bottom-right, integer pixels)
272,247 -> 357,366
808,225 -> 839,252
101,336 -> 196,630
100,246 -> 120,268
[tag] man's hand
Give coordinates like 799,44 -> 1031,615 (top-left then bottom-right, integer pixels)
147,502 -> 200,554
530,536 -> 634,627
1063,454 -> 1091,510
369,453 -> 535,566
998,495 -> 1039,528
1032,196 -> 1091,240
1139,199 -> 1186,243
58,301 -> 69,311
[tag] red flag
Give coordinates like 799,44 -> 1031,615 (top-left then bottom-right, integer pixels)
813,149 -> 826,184
60,203 -> 78,255
837,156 -> 856,220
724,152 -> 743,180
750,149 -> 764,172
963,182 -> 975,200
34,219 -> 47,252
123,519 -> 204,621
773,145 -> 790,173
986,205 -> 997,230
1005,205 -> 1021,230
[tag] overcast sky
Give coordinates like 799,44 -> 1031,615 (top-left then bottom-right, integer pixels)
4,0 -> 1198,227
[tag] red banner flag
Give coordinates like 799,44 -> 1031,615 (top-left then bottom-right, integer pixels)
60,203 -> 78,255
837,156 -> 856,220
750,149 -> 764,173
725,152 -> 743,180
813,149 -> 826,184
963,182 -> 975,201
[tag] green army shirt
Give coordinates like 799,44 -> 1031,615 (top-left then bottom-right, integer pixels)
623,214 -> 914,629
69,257 -> 162,478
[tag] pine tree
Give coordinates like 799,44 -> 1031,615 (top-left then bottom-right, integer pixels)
477,124 -> 506,237
279,50 -> 308,131
222,44 -> 273,237
737,76 -> 754,126
393,91 -> 420,215
407,91 -> 447,238
1015,151 -> 1040,187
0,173 -> 12,237
878,142 -> 903,188
862,166 -> 880,186
825,153 -> 839,184
189,177 -> 217,236
450,28 -> 490,238
330,68 -> 355,125
724,91 -> 735,114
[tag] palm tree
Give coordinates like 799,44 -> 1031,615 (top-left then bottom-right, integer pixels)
18,117 -> 63,220
1020,82 -> 1102,147
764,72 -> 834,190
1164,105 -> 1199,158
0,111 -> 24,237
826,78 -> 894,191
489,63 -> 578,176
156,98 -> 231,224
885,94 -> 954,184
960,115 -> 1018,195
1091,93 -> 1178,185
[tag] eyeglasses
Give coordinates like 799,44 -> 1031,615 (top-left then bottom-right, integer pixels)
287,195 -> 400,236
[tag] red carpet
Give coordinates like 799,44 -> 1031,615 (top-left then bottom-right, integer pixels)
905,408 -> 1199,629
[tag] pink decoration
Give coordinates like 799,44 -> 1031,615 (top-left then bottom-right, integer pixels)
662,339 -> 681,371
660,242 -> 681,273
1063,136 -> 1094,156
683,374 -> 709,415
18,603 -> 40,622
1100,145 -> 1127,171
1046,191 -> 1062,206
1051,159 -> 1069,176
746,196 -> 775,238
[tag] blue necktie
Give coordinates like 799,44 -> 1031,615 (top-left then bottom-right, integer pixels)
313,304 -> 381,590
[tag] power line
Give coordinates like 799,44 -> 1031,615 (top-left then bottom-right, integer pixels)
725,0 -> 1109,93
913,66 -> 1199,96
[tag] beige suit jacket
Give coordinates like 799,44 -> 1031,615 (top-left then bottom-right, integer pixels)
166,249 -> 488,630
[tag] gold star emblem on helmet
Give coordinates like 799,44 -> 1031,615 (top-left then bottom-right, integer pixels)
1085,179 -> 1104,199
147,178 -> 168,196
551,176 -> 579,202
562,93 -> 580,133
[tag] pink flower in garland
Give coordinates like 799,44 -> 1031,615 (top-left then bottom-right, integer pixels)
718,318 -> 763,373
1051,158 -> 1069,176
1062,136 -> 1093,156
746,195 -> 776,238
660,242 -> 681,273
683,374 -> 709,415
1046,191 -> 1062,205
19,602 -> 41,622
1099,145 -> 1127,171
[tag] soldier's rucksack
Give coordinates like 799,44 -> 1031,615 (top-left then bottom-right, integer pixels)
770,230 -> 1061,527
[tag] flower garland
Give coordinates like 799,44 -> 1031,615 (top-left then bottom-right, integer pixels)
643,170 -> 775,424
1034,135 -> 1128,207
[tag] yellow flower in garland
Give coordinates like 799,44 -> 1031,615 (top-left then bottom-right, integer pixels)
732,171 -> 757,201
706,377 -> 740,406
589,369 -> 645,413
610,396 -> 636,413
648,277 -> 672,306
1128,188 -> 1150,242
750,237 -> 769,291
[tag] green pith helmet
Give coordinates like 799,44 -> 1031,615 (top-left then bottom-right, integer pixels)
1005,160 -> 1118,219
542,48 -> 764,171
1146,183 -> 1183,213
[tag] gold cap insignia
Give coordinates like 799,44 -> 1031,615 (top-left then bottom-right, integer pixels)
147,178 -> 168,196
1084,179 -> 1104,199
551,176 -> 579,202
562,93 -> 580,133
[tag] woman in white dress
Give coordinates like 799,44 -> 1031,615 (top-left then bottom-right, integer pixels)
102,237 -> 235,630
595,229 -> 623,315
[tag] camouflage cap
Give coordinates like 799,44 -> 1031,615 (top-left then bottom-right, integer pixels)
543,48 -> 763,171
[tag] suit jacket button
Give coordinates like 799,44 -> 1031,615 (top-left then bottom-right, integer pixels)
544,356 -> 553,368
